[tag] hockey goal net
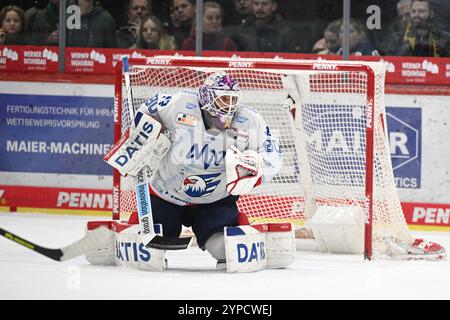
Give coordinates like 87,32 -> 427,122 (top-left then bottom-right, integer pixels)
113,56 -> 413,260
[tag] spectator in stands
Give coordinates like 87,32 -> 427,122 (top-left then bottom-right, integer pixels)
181,1 -> 237,51
116,0 -> 152,48
311,38 -> 327,54
429,0 -> 450,32
0,5 -> 27,45
66,0 -> 117,48
384,0 -> 450,56
29,0 -> 59,45
336,19 -> 379,56
383,0 -> 413,36
228,0 -> 253,26
231,0 -> 302,52
375,0 -> 412,53
214,0 -> 236,25
131,15 -> 176,50
171,0 -> 196,48
24,4 -> 40,34
396,0 -> 413,31
166,2 -> 181,35
311,19 -> 341,54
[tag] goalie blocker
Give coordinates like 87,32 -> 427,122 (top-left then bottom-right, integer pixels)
104,111 -> 171,177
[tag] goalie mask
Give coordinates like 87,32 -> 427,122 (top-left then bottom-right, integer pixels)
199,71 -> 240,130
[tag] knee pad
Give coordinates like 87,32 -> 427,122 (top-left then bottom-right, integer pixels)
205,232 -> 226,261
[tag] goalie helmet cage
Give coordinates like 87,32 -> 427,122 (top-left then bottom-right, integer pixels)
113,56 -> 413,260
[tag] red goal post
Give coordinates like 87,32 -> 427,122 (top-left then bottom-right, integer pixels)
112,56 -> 412,260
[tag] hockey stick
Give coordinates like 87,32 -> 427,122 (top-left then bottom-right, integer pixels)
0,226 -> 111,261
122,56 -> 192,250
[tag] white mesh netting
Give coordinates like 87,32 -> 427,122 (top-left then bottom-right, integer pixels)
114,57 -> 412,258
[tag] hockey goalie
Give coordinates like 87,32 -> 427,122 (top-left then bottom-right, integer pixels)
87,70 -> 295,272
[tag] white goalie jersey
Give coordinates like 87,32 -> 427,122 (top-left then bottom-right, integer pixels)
138,90 -> 283,206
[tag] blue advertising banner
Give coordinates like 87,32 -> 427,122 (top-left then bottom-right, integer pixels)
386,107 -> 421,189
0,94 -> 114,175
0,94 -> 423,188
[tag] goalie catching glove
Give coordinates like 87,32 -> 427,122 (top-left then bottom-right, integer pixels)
226,145 -> 263,195
104,112 -> 171,176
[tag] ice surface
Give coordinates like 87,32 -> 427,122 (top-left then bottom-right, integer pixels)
1,212 -> 450,300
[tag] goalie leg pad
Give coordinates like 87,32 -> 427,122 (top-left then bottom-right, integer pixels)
254,223 -> 296,268
205,232 -> 226,261
224,226 -> 267,273
115,225 -> 167,271
86,221 -> 167,271
85,221 -> 116,265
309,206 -> 365,254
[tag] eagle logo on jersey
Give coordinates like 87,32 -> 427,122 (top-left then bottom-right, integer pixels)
182,173 -> 221,197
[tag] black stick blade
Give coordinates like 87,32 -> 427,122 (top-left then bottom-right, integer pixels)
0,227 -> 63,261
146,235 -> 192,250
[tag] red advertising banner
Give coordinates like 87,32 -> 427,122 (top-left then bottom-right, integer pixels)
1,45 -> 450,86
0,45 -> 22,72
402,202 -> 450,229
351,55 -> 450,85
1,185 -> 449,230
22,46 -> 59,72
0,185 -> 112,212
0,45 -> 59,73
65,47 -> 112,74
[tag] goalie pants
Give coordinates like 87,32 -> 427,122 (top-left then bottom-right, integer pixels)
150,195 -> 239,249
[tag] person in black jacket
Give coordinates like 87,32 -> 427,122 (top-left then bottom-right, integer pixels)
116,0 -> 152,48
231,0 -> 301,53
384,0 -> 450,57
170,0 -> 196,49
335,19 -> 379,56
28,0 -> 59,45
66,0 -> 116,48
181,1 -> 237,51
228,0 -> 253,26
